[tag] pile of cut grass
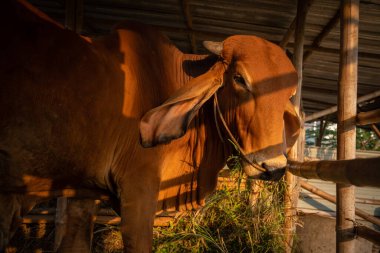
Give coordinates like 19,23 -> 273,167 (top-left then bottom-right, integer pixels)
152,171 -> 286,252
94,158 -> 287,253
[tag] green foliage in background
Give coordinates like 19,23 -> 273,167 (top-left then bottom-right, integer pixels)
306,120 -> 380,151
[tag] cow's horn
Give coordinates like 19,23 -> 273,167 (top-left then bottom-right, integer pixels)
203,41 -> 223,55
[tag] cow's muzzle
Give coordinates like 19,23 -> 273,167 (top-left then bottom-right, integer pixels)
242,159 -> 286,181
259,164 -> 285,181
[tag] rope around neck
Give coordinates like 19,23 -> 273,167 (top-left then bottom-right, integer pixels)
213,94 -> 266,173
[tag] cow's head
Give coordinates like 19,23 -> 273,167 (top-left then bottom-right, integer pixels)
140,35 -> 300,181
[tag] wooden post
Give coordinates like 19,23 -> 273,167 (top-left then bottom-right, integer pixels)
284,1 -> 308,252
54,197 -> 68,251
181,0 -> 197,53
337,0 -> 359,252
65,0 -> 83,33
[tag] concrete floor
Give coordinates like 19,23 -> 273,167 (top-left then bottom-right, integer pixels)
295,214 -> 378,253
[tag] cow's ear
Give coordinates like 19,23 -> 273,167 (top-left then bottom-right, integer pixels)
139,62 -> 226,148
284,101 -> 301,153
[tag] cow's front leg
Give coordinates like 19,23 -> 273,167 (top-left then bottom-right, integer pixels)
119,177 -> 160,253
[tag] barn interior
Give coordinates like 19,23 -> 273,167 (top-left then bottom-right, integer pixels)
27,0 -> 380,118
8,0 -> 380,252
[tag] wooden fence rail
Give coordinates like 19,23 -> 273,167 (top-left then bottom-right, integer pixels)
355,225 -> 380,246
300,180 -> 380,227
287,157 -> 380,187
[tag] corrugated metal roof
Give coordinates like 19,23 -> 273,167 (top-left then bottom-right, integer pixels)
27,0 -> 380,117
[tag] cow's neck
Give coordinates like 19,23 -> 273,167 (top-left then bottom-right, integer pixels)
157,50 -> 229,213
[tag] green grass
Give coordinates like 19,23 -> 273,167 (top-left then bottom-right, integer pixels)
152,176 -> 286,253
94,157 -> 288,253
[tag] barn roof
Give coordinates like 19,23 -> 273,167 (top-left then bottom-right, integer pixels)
28,0 -> 380,119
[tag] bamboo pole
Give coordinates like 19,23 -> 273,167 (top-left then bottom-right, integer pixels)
305,90 -> 380,122
279,18 -> 296,49
337,1 -> 359,251
181,0 -> 197,53
279,0 -> 314,49
65,0 -> 83,32
299,180 -> 380,227
23,188 -> 111,200
355,225 -> 380,246
284,1 -> 308,252
287,157 -> 380,187
356,109 -> 380,125
371,124 -> 380,138
54,197 -> 68,251
22,214 -> 174,227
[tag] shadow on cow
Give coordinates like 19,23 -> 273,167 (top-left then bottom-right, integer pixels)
0,1 -> 300,252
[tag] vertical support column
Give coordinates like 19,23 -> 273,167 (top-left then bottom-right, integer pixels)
284,0 -> 309,252
337,0 -> 359,252
54,197 -> 68,251
65,0 -> 84,33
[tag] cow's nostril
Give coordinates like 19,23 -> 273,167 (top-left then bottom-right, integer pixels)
259,165 -> 285,181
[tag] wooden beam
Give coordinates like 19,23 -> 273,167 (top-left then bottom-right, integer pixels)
371,124 -> 380,138
303,9 -> 340,62
337,1 -> 359,251
305,90 -> 380,122
288,44 -> 380,60
284,1 -> 309,252
356,108 -> 380,125
288,157 -> 380,187
65,0 -> 83,33
279,0 -> 314,49
302,98 -> 337,107
279,18 -> 296,49
22,214 -> 174,227
300,180 -> 380,227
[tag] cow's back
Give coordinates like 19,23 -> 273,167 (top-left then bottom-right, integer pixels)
0,1 -> 125,191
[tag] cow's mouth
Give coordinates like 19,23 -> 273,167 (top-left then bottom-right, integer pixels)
258,165 -> 285,181
242,160 -> 285,181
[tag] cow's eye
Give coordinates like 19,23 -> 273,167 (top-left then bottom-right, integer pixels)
233,74 -> 246,87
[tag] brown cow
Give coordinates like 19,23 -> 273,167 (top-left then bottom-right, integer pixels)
0,0 -> 300,252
